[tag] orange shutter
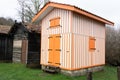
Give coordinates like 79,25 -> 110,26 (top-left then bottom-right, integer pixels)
50,17 -> 60,27
50,20 -> 55,28
89,37 -> 96,51
54,18 -> 60,26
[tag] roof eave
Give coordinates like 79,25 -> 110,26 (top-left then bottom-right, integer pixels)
74,8 -> 114,26
32,2 -> 75,22
32,2 -> 114,26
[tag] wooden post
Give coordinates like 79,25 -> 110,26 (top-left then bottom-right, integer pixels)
87,71 -> 92,80
117,66 -> 120,80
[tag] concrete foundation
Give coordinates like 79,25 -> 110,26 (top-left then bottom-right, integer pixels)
61,66 -> 104,76
42,65 -> 104,76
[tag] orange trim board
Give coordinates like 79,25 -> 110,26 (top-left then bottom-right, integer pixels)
41,63 -> 105,71
32,2 -> 114,26
32,4 -> 49,22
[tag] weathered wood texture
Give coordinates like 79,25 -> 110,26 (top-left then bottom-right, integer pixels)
27,32 -> 41,68
0,23 -> 41,68
10,22 -> 28,63
21,40 -> 28,64
12,40 -> 22,63
0,34 -> 13,62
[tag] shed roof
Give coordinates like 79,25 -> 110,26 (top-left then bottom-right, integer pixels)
25,23 -> 41,33
0,23 -> 41,35
0,25 -> 11,34
32,2 -> 114,25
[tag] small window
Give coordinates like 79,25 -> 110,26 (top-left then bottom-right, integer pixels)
89,37 -> 96,51
50,17 -> 60,28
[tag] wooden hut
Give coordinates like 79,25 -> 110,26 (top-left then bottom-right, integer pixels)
0,23 -> 41,68
0,25 -> 13,62
32,2 -> 114,76
10,22 -> 28,64
10,22 -> 41,68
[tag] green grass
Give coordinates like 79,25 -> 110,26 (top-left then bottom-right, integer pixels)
0,63 -> 117,80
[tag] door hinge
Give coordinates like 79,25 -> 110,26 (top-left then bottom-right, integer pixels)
55,63 -> 61,65
56,36 -> 61,38
48,61 -> 52,63
48,49 -> 52,51
48,37 -> 52,39
55,49 -> 61,51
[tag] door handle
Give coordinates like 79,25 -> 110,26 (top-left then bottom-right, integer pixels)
55,63 -> 61,65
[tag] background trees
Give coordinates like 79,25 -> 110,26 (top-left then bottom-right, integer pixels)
0,17 -> 14,26
106,25 -> 120,66
17,0 -> 49,23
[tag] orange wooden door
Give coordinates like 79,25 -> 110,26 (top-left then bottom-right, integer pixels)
48,34 -> 61,67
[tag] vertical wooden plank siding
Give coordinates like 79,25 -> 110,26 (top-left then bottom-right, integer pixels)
41,8 -> 72,69
21,40 -> 28,64
72,13 -> 105,69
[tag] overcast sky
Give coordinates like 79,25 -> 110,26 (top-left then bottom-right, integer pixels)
0,0 -> 120,25
0,0 -> 19,20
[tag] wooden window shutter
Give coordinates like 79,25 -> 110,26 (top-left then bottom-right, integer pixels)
50,20 -> 55,27
50,17 -> 60,28
54,18 -> 60,26
89,37 -> 96,51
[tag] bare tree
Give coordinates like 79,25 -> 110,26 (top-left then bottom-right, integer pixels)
24,0 -> 42,22
17,0 -> 49,23
17,0 -> 25,23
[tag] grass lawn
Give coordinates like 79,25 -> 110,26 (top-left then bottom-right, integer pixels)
0,63 -> 117,80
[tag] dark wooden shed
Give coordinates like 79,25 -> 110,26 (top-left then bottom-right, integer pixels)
0,25 -> 13,62
27,32 -> 41,68
0,23 -> 41,68
11,22 -> 41,68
